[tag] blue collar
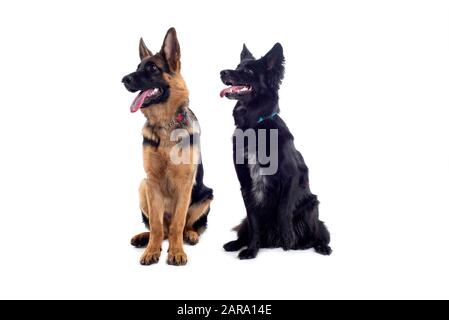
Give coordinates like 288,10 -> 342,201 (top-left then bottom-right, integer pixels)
257,112 -> 279,124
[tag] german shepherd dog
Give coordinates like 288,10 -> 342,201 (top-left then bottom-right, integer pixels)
122,28 -> 213,266
220,43 -> 331,259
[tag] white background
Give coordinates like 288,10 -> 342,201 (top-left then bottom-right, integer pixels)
0,0 -> 448,299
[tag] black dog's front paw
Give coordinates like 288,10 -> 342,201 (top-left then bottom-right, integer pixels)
281,230 -> 296,251
238,248 -> 258,260
224,240 -> 244,252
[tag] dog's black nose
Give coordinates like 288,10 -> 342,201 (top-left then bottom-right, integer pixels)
220,70 -> 230,77
122,75 -> 133,84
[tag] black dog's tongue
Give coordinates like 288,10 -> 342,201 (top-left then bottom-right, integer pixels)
130,88 -> 159,113
220,86 -> 249,98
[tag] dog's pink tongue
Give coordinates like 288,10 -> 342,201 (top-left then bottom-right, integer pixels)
130,92 -> 146,113
130,89 -> 156,113
220,87 -> 231,98
220,86 -> 246,98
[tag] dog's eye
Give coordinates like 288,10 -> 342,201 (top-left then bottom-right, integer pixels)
146,64 -> 158,73
244,68 -> 254,76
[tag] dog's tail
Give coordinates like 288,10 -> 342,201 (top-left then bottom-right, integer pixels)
232,224 -> 242,232
232,218 -> 247,233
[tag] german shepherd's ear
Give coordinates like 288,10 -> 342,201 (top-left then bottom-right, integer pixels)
161,27 -> 181,72
240,44 -> 255,61
139,38 -> 153,60
262,43 -> 285,90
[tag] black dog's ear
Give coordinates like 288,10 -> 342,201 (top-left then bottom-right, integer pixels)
262,43 -> 285,89
139,38 -> 153,61
161,27 -> 181,72
241,44 -> 255,61
263,43 -> 284,70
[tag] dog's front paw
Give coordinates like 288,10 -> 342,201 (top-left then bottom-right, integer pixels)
140,247 -> 161,265
224,240 -> 244,252
167,248 -> 188,266
281,228 -> 296,251
184,230 -> 199,245
238,248 -> 258,260
281,236 -> 295,251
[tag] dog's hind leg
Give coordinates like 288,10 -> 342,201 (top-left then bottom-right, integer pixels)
278,176 -> 300,250
313,220 -> 332,255
184,198 -> 212,245
223,220 -> 248,252
131,232 -> 149,248
293,194 -> 332,255
223,238 -> 246,252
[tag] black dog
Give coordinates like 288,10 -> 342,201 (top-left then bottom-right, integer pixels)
220,43 -> 331,259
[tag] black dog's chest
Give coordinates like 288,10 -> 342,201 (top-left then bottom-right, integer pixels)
232,136 -> 279,206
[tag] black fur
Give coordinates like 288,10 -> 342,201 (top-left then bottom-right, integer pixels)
142,133 -> 199,148
191,163 -> 214,204
221,43 -> 331,259
192,208 -> 210,232
190,163 -> 214,232
142,211 -> 150,229
142,136 -> 160,148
